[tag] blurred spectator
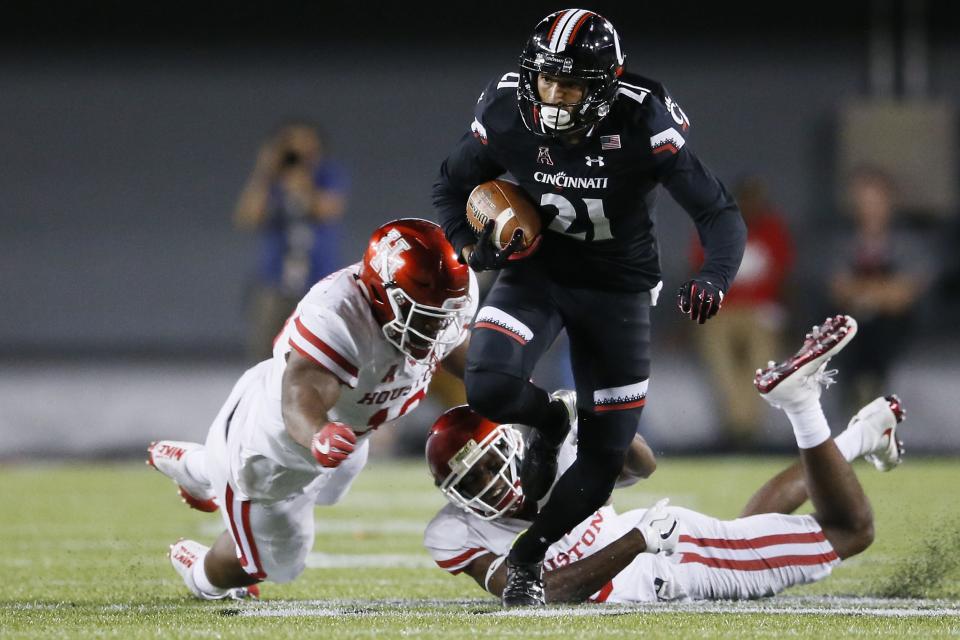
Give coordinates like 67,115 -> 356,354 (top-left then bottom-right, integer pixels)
690,175 -> 794,449
828,165 -> 931,413
234,122 -> 349,362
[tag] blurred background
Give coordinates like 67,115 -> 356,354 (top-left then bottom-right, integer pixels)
1,0 -> 958,460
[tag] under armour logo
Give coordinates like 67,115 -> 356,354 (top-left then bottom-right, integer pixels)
585,155 -> 605,167
537,146 -> 554,166
370,229 -> 410,281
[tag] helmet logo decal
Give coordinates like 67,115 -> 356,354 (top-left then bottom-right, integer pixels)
585,155 -> 604,167
537,146 -> 555,166
533,52 -> 574,73
449,439 -> 483,476
370,229 -> 410,282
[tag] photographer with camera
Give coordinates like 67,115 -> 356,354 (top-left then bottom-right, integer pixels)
234,122 -> 349,361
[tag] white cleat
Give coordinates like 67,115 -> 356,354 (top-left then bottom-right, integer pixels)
147,441 -> 218,512
169,539 -> 260,601
754,315 -> 858,410
858,395 -> 906,472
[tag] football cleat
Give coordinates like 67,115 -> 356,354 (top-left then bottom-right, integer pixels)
858,395 -> 907,472
519,390 -> 576,504
501,556 -> 545,607
169,539 -> 260,601
147,441 -> 218,512
755,315 -> 858,410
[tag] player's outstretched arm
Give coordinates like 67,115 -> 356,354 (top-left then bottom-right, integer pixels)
464,532 -> 645,604
615,434 -> 657,488
463,501 -> 678,603
662,150 -> 746,324
281,349 -> 347,456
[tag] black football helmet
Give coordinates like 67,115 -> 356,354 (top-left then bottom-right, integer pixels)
518,9 -> 625,137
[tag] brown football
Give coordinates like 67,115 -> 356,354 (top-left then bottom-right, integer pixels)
466,180 -> 542,251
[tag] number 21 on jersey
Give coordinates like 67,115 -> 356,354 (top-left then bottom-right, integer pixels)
542,194 -> 612,241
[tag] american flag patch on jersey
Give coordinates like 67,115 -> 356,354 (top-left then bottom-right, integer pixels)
600,135 -> 621,150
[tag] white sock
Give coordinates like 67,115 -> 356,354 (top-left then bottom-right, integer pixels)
783,398 -> 832,450
833,424 -> 862,462
184,448 -> 211,486
191,551 -> 227,597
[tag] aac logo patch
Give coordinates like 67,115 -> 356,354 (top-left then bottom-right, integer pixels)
538,146 -> 555,166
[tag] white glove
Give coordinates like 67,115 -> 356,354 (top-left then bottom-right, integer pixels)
635,498 -> 679,555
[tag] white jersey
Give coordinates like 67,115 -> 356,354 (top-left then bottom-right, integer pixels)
268,262 -> 477,432
225,262 -> 478,499
424,428 -> 657,601
424,432 -> 840,603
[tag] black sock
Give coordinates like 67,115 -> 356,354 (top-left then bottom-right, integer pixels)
509,448 -> 623,564
537,399 -> 569,447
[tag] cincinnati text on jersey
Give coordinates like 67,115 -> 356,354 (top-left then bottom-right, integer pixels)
533,172 -> 609,189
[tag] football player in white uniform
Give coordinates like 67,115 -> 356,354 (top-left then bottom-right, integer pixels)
424,315 -> 907,604
148,218 -> 479,600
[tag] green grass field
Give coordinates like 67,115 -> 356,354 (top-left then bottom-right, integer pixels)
2,456 -> 959,638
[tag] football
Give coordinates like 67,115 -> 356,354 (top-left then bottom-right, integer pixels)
466,180 -> 542,251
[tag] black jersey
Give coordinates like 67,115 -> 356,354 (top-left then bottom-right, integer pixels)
433,70 -> 746,293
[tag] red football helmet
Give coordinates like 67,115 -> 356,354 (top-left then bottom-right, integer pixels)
425,405 -> 523,520
358,218 -> 472,362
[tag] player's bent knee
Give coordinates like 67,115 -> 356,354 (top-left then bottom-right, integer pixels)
262,548 -> 310,584
829,504 -> 875,559
464,369 -> 525,424
850,511 -> 875,555
635,454 -> 657,479
263,561 -> 305,584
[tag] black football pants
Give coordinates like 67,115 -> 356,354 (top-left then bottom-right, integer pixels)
464,260 -> 653,563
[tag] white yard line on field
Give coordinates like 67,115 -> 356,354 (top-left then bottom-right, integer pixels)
233,596 -> 960,618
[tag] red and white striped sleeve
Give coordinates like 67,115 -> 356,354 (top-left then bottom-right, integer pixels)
288,311 -> 361,389
423,507 -> 493,575
434,547 -> 490,575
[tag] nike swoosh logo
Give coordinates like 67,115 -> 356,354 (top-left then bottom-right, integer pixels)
661,520 -> 677,540
315,439 -> 331,455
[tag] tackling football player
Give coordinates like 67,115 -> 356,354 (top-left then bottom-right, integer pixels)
424,315 -> 906,604
148,219 -> 478,599
432,9 -> 747,605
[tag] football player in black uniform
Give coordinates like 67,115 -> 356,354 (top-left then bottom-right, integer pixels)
432,8 -> 747,607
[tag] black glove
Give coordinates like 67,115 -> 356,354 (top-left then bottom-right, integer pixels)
677,278 -> 724,324
466,222 -> 524,272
